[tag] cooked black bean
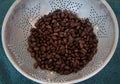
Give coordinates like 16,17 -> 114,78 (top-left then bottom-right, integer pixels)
27,9 -> 98,75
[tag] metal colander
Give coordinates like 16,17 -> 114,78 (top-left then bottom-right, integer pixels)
2,0 -> 119,83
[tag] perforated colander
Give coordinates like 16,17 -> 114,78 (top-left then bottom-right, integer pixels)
2,0 -> 119,84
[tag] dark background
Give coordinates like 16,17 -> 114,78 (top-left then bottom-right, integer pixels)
0,0 -> 119,84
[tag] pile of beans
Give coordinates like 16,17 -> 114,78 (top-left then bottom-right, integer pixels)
27,9 -> 98,75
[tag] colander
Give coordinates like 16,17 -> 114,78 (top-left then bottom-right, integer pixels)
2,0 -> 119,84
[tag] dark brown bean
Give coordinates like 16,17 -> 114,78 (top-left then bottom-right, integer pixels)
41,46 -> 46,52
54,28 -> 60,33
52,20 -> 56,23
34,47 -> 39,51
52,35 -> 57,40
60,32 -> 65,37
46,25 -> 51,29
31,42 -> 36,47
34,63 -> 38,69
27,47 -> 33,52
65,66 -> 70,70
31,53 -> 35,57
41,24 -> 46,28
79,40 -> 84,48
